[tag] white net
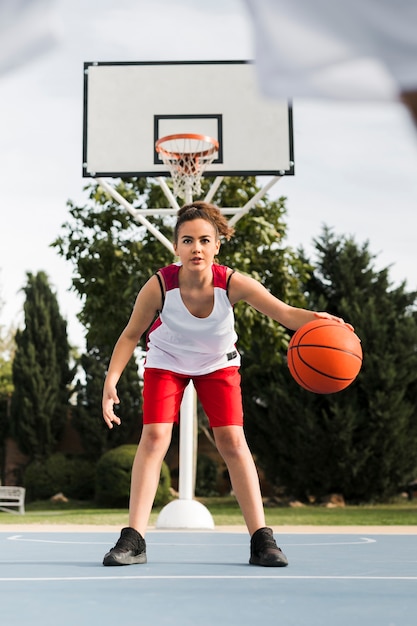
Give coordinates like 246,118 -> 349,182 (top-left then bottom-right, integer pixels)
155,134 -> 218,200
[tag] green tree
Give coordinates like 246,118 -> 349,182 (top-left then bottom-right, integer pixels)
53,177 -> 308,457
53,179 -> 173,455
0,294 -> 15,481
54,178 -> 417,502
0,347 -> 14,482
249,227 -> 417,502
10,272 -> 74,460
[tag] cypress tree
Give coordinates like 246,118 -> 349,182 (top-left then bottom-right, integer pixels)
0,329 -> 14,482
10,272 -> 73,460
249,228 -> 417,502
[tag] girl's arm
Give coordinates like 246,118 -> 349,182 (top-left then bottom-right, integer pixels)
228,271 -> 349,330
102,275 -> 162,429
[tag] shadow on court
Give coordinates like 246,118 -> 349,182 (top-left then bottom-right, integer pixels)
0,531 -> 416,626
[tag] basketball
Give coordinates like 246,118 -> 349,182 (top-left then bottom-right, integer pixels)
287,319 -> 363,394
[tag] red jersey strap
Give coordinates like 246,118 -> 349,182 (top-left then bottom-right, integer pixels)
212,264 -> 228,288
157,264 -> 230,291
158,264 -> 180,290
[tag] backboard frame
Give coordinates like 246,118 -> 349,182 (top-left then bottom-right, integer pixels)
82,60 -> 294,179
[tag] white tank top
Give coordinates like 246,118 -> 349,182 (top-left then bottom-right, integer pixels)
145,263 -> 241,375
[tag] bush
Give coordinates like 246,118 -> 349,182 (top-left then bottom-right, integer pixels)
65,458 -> 96,500
23,453 -> 95,501
95,444 -> 172,508
195,454 -> 219,497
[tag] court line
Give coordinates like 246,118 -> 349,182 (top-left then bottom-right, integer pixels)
6,535 -> 377,547
0,574 -> 416,582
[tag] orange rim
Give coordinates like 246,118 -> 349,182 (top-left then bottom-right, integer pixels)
155,133 -> 219,159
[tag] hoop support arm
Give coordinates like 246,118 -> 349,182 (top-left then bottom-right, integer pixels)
228,176 -> 282,227
95,177 -> 175,254
155,177 -> 181,211
114,206 -> 238,216
204,176 -> 224,203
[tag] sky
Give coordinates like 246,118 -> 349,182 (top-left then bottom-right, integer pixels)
0,0 -> 416,352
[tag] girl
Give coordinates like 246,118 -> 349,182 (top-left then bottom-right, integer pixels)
102,201 -> 351,567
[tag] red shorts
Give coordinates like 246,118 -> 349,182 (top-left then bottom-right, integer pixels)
142,367 -> 243,428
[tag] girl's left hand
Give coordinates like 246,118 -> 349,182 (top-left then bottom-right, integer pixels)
314,311 -> 354,332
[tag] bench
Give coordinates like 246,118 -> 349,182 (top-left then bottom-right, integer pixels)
0,486 -> 26,515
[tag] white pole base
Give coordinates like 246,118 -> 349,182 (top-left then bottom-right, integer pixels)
155,499 -> 215,530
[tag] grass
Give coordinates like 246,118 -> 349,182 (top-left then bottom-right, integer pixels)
0,496 -> 416,527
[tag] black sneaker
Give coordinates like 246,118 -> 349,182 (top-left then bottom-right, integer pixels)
249,527 -> 288,567
103,527 -> 147,566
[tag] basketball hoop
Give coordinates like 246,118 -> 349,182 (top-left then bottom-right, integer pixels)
155,133 -> 219,200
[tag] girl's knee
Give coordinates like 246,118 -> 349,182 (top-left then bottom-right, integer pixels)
214,426 -> 248,459
139,424 -> 172,455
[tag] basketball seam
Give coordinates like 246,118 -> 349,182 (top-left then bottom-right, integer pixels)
288,344 -> 363,361
288,347 -> 359,381
287,349 -> 319,392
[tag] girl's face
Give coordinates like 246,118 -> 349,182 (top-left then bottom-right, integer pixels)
174,218 -> 220,271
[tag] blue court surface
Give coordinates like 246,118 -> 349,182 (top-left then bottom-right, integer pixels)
0,530 -> 416,626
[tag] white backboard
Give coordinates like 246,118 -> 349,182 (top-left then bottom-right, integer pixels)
82,60 -> 294,178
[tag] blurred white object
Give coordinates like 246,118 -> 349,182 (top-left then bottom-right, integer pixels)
242,0 -> 417,101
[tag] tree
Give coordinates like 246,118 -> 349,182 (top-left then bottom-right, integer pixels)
53,179 -> 174,455
53,177 -> 308,457
247,227 -> 417,502
0,352 -> 13,439
0,291 -> 15,481
10,272 -> 74,460
54,178 -> 417,502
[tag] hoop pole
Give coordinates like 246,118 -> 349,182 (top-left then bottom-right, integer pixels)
178,381 -> 196,500
184,184 -> 193,205
173,169 -> 194,497
95,178 -> 175,254
228,176 -> 282,227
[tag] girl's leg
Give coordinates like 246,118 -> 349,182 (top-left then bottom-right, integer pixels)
213,425 -> 266,535
213,425 -> 288,567
128,422 -> 173,536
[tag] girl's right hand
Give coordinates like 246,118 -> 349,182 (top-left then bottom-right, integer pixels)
102,386 -> 121,429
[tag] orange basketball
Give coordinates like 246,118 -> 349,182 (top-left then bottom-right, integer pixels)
287,319 -> 363,394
